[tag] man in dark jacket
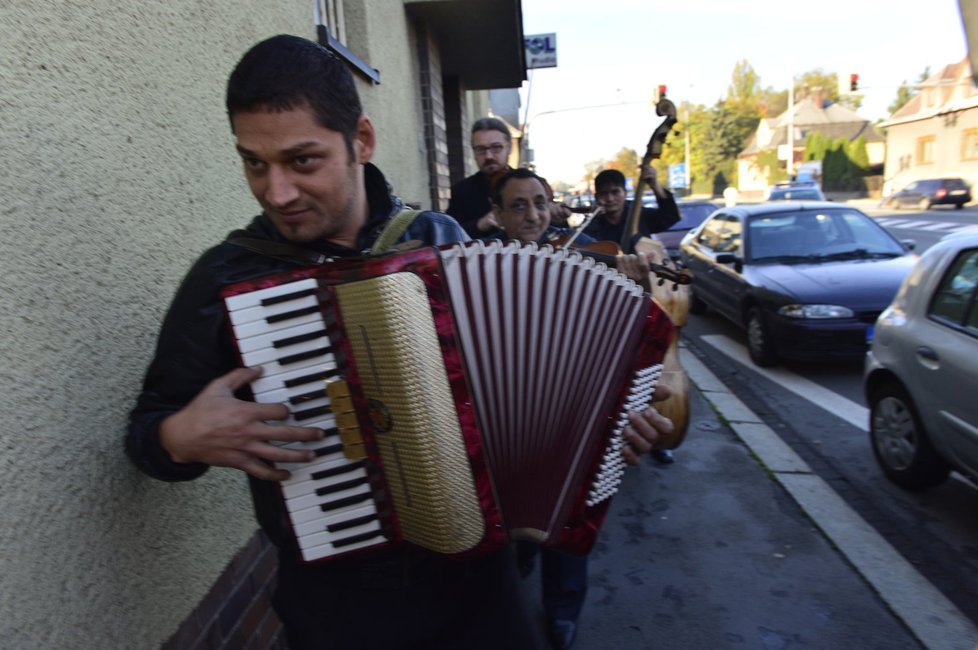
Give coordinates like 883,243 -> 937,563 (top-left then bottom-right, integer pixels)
446,117 -> 513,238
127,35 -> 672,649
584,167 -> 680,253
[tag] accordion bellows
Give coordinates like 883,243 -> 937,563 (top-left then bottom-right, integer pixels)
222,241 -> 674,563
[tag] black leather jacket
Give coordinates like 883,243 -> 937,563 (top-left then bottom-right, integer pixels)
126,163 -> 468,552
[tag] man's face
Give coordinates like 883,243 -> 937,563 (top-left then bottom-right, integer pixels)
471,129 -> 511,175
232,105 -> 372,246
495,177 -> 551,244
595,183 -> 627,218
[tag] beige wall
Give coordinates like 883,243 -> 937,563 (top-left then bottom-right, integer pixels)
883,108 -> 978,195
0,1 -> 435,647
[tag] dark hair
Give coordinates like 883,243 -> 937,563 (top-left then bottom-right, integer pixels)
594,169 -> 626,192
491,167 -> 547,206
226,34 -> 362,158
471,117 -> 511,144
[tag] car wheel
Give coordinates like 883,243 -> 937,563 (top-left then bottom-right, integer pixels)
869,382 -> 950,490
689,287 -> 708,315
918,197 -> 931,210
955,202 -> 964,210
745,308 -> 779,367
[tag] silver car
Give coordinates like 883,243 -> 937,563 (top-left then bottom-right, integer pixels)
864,229 -> 978,489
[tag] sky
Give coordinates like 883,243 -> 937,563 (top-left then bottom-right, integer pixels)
518,0 -> 970,186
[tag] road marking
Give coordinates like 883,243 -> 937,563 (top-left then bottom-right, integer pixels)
876,218 -> 974,233
681,346 -> 978,650
699,334 -> 869,428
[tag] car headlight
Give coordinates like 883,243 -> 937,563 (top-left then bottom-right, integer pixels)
777,304 -> 855,319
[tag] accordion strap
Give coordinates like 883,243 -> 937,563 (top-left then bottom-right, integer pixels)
226,208 -> 422,266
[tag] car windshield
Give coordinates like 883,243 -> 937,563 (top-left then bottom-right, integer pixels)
670,203 -> 717,230
769,189 -> 823,200
747,209 -> 907,263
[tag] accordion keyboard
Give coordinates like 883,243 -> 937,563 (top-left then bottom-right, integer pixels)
225,278 -> 389,562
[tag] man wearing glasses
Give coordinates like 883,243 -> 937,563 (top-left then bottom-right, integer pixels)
447,117 -> 515,238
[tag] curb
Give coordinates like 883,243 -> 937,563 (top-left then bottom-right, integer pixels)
678,344 -> 978,650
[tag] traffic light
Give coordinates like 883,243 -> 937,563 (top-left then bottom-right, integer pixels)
849,73 -> 859,92
658,84 -> 667,98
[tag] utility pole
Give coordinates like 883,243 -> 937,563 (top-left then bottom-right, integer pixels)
684,108 -> 691,194
787,75 -> 794,179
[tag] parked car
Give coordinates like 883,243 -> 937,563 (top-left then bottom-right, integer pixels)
883,178 -> 972,210
679,202 -> 918,367
654,200 -> 720,259
767,181 -> 827,202
863,228 -> 978,490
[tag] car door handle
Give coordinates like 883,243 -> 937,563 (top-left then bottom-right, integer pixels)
916,346 -> 939,362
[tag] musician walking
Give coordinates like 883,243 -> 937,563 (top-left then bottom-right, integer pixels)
448,117 -> 570,238
126,35 -> 673,650
585,167 -> 680,254
487,167 -> 666,649
587,166 -> 682,465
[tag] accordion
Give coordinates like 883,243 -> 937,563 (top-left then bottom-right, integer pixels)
221,240 -> 674,563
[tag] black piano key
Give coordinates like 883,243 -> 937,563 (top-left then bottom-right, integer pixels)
289,388 -> 327,405
319,491 -> 374,512
293,403 -> 333,421
267,305 -> 320,324
274,329 -> 329,349
326,512 -> 378,533
279,346 -> 332,367
312,441 -> 345,457
284,368 -> 339,388
261,287 -> 317,307
314,476 -> 369,497
311,460 -> 365,480
331,529 -> 386,548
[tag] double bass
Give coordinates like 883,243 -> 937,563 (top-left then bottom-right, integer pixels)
624,95 -> 692,450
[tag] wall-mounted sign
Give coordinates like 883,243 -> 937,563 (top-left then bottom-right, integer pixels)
525,33 -> 557,69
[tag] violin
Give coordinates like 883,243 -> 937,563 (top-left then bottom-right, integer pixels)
543,231 -> 692,289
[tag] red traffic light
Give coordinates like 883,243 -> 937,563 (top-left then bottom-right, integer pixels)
658,84 -> 667,97
849,73 -> 859,92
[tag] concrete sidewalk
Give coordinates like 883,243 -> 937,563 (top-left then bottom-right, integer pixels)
520,343 -> 978,650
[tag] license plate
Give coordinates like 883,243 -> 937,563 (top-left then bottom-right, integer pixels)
951,189 -> 966,195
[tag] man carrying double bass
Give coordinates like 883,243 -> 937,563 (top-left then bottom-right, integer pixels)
584,165 -> 680,254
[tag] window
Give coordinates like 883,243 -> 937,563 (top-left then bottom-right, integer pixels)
929,249 -> 978,328
916,135 -> 935,165
698,214 -> 742,253
315,0 -> 346,43
962,128 -> 978,161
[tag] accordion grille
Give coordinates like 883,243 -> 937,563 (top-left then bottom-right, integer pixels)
335,272 -> 485,554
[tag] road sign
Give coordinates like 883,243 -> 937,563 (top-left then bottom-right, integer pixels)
669,163 -> 687,188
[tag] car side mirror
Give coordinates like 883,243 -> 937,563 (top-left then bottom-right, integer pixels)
715,252 -> 739,264
900,239 -> 916,251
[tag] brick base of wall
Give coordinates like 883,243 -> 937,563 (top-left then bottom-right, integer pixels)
162,530 -> 287,650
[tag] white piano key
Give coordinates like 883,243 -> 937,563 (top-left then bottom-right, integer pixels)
230,309 -> 325,340
224,278 -> 319,312
280,455 -> 368,488
250,359 -> 340,395
281,468 -> 373,501
236,319 -> 330,355
299,533 -> 387,562
229,291 -> 321,327
292,503 -> 379,538
241,336 -> 333,369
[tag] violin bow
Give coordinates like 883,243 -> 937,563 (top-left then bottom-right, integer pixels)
619,95 -> 679,251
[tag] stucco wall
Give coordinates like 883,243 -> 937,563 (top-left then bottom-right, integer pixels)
0,2 -> 434,648
883,109 -> 978,195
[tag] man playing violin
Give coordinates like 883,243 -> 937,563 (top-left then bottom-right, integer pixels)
488,168 -> 659,288
486,167 -> 672,649
584,166 -> 680,254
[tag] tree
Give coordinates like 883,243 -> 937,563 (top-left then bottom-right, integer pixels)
728,60 -> 761,104
887,67 -> 930,115
609,147 -> 640,188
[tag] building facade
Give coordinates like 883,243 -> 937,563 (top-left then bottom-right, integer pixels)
879,58 -> 978,197
737,95 -> 885,199
0,1 -> 524,648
